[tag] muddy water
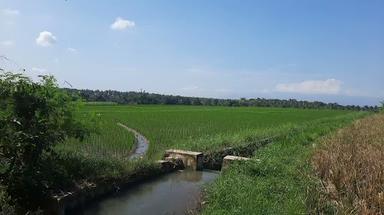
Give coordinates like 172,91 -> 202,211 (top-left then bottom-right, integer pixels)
76,170 -> 219,215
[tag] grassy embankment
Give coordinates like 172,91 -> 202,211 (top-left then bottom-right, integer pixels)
311,113 -> 384,214
201,111 -> 368,215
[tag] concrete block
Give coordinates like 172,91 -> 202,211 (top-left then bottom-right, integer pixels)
165,149 -> 204,170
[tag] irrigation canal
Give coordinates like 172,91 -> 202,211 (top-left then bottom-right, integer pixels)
63,123 -> 259,215
117,122 -> 149,159
74,169 -> 219,215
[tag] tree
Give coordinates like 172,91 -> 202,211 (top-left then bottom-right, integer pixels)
63,88 -> 379,111
0,72 -> 88,210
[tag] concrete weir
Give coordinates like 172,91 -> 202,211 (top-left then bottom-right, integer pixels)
163,150 -> 254,171
164,149 -> 204,171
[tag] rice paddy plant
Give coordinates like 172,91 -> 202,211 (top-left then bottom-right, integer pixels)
56,112 -> 135,161
57,105 -> 359,162
80,105 -> 354,158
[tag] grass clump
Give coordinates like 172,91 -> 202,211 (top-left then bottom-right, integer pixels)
311,114 -> 384,214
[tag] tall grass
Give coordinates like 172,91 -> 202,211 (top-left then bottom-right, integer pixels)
311,114 -> 384,214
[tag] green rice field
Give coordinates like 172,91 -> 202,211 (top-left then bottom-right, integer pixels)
58,104 -> 358,160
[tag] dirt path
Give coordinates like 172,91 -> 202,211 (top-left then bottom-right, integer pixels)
117,122 -> 149,159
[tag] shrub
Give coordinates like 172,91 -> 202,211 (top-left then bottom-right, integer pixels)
0,72 -> 88,211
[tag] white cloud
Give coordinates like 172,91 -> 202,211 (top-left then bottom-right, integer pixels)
2,8 -> 20,16
275,79 -> 342,95
0,40 -> 14,46
35,31 -> 57,47
67,47 -> 77,53
31,67 -> 47,73
110,17 -> 135,30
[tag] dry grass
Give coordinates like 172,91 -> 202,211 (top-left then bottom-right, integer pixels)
312,114 -> 384,214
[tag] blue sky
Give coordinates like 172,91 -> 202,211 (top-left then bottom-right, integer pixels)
1,0 -> 383,106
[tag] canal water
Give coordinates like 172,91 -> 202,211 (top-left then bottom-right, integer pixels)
116,123 -> 149,160
76,170 -> 219,215
129,130 -> 149,160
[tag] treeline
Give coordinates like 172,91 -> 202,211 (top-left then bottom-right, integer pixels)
64,88 -> 380,111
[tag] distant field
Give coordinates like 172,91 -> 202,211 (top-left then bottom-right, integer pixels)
84,101 -> 118,105
58,105 -> 355,160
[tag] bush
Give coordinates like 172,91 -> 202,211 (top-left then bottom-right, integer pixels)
0,72 -> 88,211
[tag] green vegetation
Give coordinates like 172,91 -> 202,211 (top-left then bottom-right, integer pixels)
56,113 -> 135,161
201,112 -> 368,215
65,88 -> 379,111
0,73 -> 88,211
61,105 -> 354,159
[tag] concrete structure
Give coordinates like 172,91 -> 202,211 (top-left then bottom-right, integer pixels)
222,155 -> 251,169
164,149 -> 204,171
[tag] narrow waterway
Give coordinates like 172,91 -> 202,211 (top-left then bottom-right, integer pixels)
75,170 -> 219,215
117,122 -> 149,159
